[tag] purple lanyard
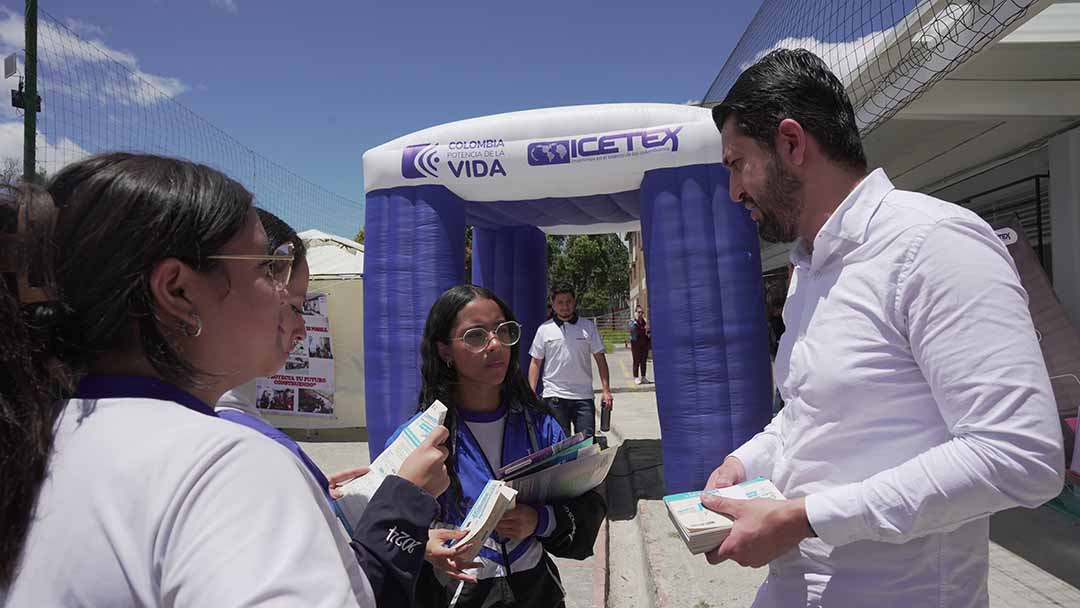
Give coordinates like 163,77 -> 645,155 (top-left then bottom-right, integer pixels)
74,374 -> 217,417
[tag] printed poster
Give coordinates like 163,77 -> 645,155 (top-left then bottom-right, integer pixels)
256,292 -> 336,417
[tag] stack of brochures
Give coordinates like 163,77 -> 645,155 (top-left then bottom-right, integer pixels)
663,477 -> 785,554
498,433 -> 618,503
334,401 -> 448,535
449,479 -> 519,562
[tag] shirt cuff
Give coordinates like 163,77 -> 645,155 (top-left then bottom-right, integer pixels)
534,505 -> 556,538
728,442 -> 774,482
804,483 -> 871,547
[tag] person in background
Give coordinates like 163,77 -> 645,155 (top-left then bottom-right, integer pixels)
216,208 -> 456,607
527,283 -> 613,437
0,153 -> 378,606
399,284 -> 606,608
628,305 -> 651,384
702,49 -> 1064,607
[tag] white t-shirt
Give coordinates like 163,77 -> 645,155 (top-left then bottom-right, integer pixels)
464,416 -> 507,473
529,317 -> 605,400
4,396 -> 374,608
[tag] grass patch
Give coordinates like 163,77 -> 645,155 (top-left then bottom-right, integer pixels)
600,329 -> 630,352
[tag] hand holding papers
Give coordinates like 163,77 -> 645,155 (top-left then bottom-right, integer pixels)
335,401 -> 448,534
449,479 -> 519,563
664,477 -> 785,554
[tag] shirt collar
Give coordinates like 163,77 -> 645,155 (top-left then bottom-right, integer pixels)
554,313 -> 579,327
791,168 -> 894,270
74,374 -> 217,417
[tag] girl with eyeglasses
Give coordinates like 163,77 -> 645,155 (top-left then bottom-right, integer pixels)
0,153 -> 422,607
393,284 -> 606,608
215,208 -> 454,606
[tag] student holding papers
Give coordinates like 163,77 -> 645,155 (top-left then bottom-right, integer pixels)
389,285 -> 606,608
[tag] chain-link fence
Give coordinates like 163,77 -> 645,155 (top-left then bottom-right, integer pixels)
1,8 -> 361,236
704,0 -> 1043,135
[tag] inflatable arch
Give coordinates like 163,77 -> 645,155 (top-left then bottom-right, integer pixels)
362,103 -> 771,493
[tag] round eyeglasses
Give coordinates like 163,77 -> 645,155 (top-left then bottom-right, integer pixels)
206,242 -> 296,289
453,320 -> 522,353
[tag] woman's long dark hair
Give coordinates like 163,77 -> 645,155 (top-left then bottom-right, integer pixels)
417,284 -> 552,517
0,153 -> 253,588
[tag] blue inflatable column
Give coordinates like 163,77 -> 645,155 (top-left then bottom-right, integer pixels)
471,225 -> 548,373
639,163 -> 772,493
364,186 -> 465,458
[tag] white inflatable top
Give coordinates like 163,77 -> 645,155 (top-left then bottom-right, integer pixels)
363,104 -> 723,234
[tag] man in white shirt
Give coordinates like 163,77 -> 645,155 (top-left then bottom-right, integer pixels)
701,48 -> 1065,607
528,283 -> 614,437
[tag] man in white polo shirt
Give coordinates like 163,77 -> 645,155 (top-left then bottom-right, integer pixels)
528,283 -> 614,437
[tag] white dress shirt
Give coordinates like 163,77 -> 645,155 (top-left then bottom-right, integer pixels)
731,169 -> 1064,608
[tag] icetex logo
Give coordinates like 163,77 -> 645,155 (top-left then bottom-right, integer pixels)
527,126 -> 683,166
402,143 -> 440,179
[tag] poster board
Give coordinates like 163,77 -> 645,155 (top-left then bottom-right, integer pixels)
255,293 -> 336,417
260,277 -> 366,430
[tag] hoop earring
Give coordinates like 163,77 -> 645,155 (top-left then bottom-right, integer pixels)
183,313 -> 203,338
445,359 -> 453,369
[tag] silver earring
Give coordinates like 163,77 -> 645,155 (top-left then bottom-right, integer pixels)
183,313 -> 203,338
445,359 -> 453,368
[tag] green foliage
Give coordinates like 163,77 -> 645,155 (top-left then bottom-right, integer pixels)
354,227 -> 365,244
547,234 -> 629,316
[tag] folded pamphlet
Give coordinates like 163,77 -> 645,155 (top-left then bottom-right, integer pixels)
664,477 -> 785,555
500,435 -> 594,481
334,401 -> 448,535
449,479 -> 518,563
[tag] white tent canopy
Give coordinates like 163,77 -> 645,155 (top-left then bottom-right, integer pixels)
298,229 -> 364,277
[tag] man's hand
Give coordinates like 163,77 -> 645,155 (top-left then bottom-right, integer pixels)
328,467 -> 369,499
426,529 -> 483,583
397,425 -> 450,498
494,504 -> 539,541
601,390 -> 614,410
705,457 -> 746,490
701,495 -> 813,568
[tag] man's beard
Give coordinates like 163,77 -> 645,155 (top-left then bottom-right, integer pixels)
751,156 -> 803,244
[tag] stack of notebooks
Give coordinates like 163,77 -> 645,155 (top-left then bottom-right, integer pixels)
497,432 -> 617,503
663,477 -> 785,554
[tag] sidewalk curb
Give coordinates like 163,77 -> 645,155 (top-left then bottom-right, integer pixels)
592,517 -> 608,608
601,423 -> 660,608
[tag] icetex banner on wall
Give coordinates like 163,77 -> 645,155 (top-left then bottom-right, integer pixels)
256,293 -> 336,417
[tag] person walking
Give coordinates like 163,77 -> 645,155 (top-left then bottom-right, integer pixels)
527,283 -> 613,437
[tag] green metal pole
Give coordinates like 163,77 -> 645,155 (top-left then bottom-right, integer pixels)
23,0 -> 37,183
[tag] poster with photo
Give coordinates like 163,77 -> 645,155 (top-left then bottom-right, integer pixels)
256,292 -> 336,417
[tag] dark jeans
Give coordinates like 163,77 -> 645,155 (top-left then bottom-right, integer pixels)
630,340 -> 650,378
545,397 -> 596,438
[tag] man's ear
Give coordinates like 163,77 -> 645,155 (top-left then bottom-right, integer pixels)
148,258 -> 197,327
775,118 -> 807,167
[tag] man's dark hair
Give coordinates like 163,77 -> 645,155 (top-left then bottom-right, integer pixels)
712,48 -> 867,172
551,282 -> 575,300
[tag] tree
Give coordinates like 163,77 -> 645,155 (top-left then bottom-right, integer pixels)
547,234 -> 629,316
354,227 -> 364,244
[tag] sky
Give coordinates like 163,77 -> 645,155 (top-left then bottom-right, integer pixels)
0,0 -> 763,235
